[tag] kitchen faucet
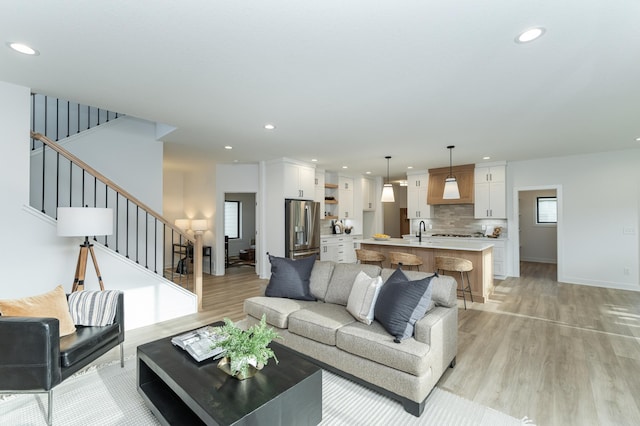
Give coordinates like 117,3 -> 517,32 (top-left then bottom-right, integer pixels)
418,220 -> 426,243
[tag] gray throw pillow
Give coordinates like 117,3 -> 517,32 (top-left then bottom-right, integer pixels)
265,254 -> 316,301
374,267 -> 433,343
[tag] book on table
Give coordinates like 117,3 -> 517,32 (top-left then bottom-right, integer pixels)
171,325 -> 226,362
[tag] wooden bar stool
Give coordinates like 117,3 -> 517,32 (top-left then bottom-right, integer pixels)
389,252 -> 423,271
435,256 -> 473,309
355,249 -> 385,267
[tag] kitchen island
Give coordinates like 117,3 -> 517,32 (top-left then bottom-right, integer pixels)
359,238 -> 494,303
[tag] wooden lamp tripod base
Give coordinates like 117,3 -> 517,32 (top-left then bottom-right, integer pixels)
72,237 -> 105,292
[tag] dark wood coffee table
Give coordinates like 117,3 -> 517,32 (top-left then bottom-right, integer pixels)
137,322 -> 322,425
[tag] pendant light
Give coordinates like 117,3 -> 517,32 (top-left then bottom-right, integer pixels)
380,156 -> 395,203
442,145 -> 460,199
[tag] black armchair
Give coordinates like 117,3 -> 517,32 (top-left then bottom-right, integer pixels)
0,292 -> 125,425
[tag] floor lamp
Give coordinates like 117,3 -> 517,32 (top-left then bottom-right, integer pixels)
57,207 -> 114,292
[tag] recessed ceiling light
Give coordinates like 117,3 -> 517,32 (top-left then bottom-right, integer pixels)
342,166 -> 348,169
264,124 -> 275,130
407,166 -> 413,169
483,156 -> 491,160
224,145 -> 232,150
515,27 -> 545,44
311,158 -> 318,162
365,171 -> 371,174
7,42 -> 39,55
636,137 -> 640,142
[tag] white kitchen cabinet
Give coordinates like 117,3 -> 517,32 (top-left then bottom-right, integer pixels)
338,176 -> 354,219
474,164 -> 506,219
491,239 -> 506,279
320,238 -> 339,262
362,177 -> 376,211
407,172 -> 432,219
283,161 -> 315,199
320,235 -> 356,263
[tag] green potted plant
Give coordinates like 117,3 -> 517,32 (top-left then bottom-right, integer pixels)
216,314 -> 280,380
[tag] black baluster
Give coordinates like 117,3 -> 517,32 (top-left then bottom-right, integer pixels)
135,205 -> 139,263
41,140 -> 46,213
66,101 -> 70,138
154,219 -> 158,274
104,186 -> 109,248
145,212 -> 149,268
126,200 -> 129,259
55,98 -> 59,141
31,93 -> 35,150
55,152 -> 60,215
115,193 -> 120,253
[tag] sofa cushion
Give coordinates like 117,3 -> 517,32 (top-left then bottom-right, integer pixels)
0,285 -> 76,337
374,268 -> 434,342
59,323 -> 121,368
243,296 -> 315,329
346,271 -> 383,325
265,254 -> 316,301
381,268 -> 455,308
288,303 -> 356,346
309,261 -> 335,301
337,321 -> 430,376
324,263 -> 381,306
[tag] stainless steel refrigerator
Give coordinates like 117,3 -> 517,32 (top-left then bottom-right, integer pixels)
285,199 -> 321,259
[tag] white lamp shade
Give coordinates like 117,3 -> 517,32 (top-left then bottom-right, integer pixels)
191,219 -> 208,232
443,178 -> 460,199
381,184 -> 395,203
175,219 -> 190,231
57,207 -> 113,237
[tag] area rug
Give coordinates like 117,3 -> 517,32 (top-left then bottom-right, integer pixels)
0,358 -> 534,425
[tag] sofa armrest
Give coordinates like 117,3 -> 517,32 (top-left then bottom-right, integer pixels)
414,307 -> 458,372
114,291 -> 125,343
0,317 -> 62,391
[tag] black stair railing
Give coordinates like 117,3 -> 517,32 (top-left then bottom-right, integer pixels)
30,93 -> 123,149
29,131 -> 201,297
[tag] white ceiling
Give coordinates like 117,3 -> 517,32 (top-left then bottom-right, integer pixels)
2,1 -> 639,179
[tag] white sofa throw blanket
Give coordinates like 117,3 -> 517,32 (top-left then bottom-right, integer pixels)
68,290 -> 120,326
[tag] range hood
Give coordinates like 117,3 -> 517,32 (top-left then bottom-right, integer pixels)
427,164 -> 474,205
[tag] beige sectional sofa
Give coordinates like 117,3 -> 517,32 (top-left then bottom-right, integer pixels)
243,261 -> 458,416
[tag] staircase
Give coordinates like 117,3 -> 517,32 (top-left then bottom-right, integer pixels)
29,94 -> 204,308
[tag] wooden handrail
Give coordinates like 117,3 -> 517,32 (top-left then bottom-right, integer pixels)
31,130 -> 205,310
31,131 -> 194,244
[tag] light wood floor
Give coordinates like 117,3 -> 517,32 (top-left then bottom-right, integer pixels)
104,262 -> 640,426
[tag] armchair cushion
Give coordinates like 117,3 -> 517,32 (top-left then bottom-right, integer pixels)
0,285 -> 76,337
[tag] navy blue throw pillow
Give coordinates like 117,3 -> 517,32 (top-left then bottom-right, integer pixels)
265,254 -> 316,301
374,267 -> 434,343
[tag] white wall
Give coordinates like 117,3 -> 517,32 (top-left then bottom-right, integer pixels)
508,149 -> 640,290
56,116 -> 164,211
0,81 -> 196,329
519,189 -> 557,263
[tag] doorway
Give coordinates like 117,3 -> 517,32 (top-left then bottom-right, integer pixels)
513,185 -> 561,280
224,192 -> 257,271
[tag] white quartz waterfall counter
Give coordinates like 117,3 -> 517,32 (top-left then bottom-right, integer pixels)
359,238 -> 495,303
358,238 -> 494,252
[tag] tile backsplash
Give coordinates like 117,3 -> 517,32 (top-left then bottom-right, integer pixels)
410,204 -> 507,237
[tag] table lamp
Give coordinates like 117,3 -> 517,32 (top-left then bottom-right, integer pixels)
57,207 -> 113,292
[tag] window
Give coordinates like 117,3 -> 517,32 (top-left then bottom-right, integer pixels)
536,197 -> 557,224
224,201 -> 241,239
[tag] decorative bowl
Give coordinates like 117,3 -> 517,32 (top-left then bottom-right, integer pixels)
373,236 -> 390,241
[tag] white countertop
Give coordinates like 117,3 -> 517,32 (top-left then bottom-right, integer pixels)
358,237 -> 494,252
